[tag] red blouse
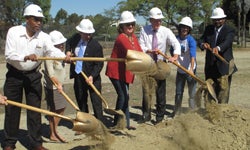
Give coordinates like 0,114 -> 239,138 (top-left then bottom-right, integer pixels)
105,33 -> 142,84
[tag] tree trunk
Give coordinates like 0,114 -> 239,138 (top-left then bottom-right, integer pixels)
238,11 -> 241,46
243,14 -> 246,47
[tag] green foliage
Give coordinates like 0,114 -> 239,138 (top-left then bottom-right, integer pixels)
0,0 -> 25,25
1,0 -> 249,47
54,8 -> 68,25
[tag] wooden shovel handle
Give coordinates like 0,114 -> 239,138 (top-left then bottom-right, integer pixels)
72,62 -> 109,109
38,57 -> 125,62
42,70 -> 80,111
206,46 -> 229,65
158,51 -> 206,85
6,100 -> 73,122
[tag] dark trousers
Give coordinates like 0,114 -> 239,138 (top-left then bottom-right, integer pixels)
141,76 -> 166,121
2,68 -> 43,149
110,78 -> 130,127
155,79 -> 166,121
205,64 -> 233,104
73,74 -> 103,121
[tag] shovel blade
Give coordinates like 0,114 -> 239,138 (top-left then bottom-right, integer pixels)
126,50 -> 155,74
72,111 -> 100,133
205,80 -> 218,102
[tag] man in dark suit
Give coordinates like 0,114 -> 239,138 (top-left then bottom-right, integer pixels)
66,19 -> 104,125
199,7 -> 237,104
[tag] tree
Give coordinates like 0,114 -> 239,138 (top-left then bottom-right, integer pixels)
54,8 -> 68,25
0,0 -> 25,26
115,0 -> 220,39
66,13 -> 83,26
222,0 -> 250,47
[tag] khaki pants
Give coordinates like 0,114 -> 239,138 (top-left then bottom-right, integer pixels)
140,74 -> 156,116
208,75 -> 231,104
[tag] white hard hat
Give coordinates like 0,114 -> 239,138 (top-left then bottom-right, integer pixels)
210,7 -> 227,19
179,16 -> 193,29
49,30 -> 67,45
119,11 -> 136,24
76,19 -> 95,33
149,7 -> 164,19
23,4 -> 44,18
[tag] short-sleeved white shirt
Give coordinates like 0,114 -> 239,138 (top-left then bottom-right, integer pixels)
5,25 -> 65,71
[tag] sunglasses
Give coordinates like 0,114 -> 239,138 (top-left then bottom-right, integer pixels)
124,22 -> 135,27
30,16 -> 43,22
80,32 -> 91,36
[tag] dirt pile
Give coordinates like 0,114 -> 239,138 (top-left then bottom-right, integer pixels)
109,104 -> 250,150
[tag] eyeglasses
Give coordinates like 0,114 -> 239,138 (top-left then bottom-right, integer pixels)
80,32 -> 91,36
213,18 -> 224,21
30,16 -> 43,22
124,22 -> 135,27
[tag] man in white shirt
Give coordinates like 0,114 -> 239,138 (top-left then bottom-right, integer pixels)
139,7 -> 181,124
2,4 -> 67,150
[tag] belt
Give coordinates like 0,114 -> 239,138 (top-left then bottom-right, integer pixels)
7,64 -> 40,74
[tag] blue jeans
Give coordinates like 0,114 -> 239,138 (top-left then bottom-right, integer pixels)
110,78 -> 130,127
175,71 -> 197,108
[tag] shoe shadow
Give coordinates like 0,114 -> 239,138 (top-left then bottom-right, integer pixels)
69,145 -> 91,150
131,104 -> 174,121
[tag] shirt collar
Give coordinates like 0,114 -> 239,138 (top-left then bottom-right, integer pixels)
151,25 -> 160,32
20,25 -> 40,40
215,25 -> 223,32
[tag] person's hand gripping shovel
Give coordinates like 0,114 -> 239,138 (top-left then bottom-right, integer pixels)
41,70 -> 100,133
202,43 -> 229,64
157,51 -> 218,105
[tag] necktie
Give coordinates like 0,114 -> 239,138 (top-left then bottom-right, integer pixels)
75,43 -> 84,74
152,30 -> 158,62
215,28 -> 219,44
210,29 -> 218,65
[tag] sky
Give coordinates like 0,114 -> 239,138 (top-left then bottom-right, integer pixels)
50,0 -> 145,25
50,0 -> 119,17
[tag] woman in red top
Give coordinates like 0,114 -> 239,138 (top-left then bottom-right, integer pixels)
106,11 -> 142,130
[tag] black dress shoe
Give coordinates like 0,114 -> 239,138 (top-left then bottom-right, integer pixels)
138,114 -> 151,124
152,118 -> 163,125
127,126 -> 136,130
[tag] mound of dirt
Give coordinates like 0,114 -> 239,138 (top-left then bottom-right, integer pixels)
107,104 -> 250,150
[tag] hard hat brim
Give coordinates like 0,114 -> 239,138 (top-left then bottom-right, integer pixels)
76,26 -> 95,34
52,38 -> 67,45
210,15 -> 227,19
150,16 -> 164,19
24,14 -> 44,18
179,23 -> 193,29
119,19 -> 136,25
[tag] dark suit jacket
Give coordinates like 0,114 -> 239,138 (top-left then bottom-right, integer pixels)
199,24 -> 237,77
66,33 -> 104,80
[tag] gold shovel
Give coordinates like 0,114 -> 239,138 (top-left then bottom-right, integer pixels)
42,69 -> 80,111
158,51 -> 218,102
73,62 -> 124,116
41,70 -> 100,132
38,50 -> 156,74
206,46 -> 229,65
202,43 -> 228,65
6,100 -> 99,133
